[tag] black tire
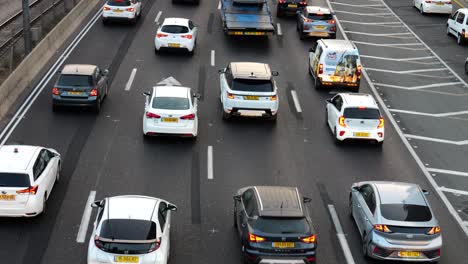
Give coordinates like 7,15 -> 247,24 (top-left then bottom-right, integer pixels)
457,34 -> 465,45
42,194 -> 47,215
269,114 -> 277,122
222,111 -> 231,120
420,5 -> 425,15
334,128 -> 342,145
446,25 -> 451,36
94,98 -> 101,114
299,31 -> 305,40
330,34 -> 337,39
55,165 -> 60,183
314,77 -> 321,90
325,109 -> 328,127
194,0 -> 200,5
102,18 -> 108,25
155,47 -> 159,54
52,104 -> 59,112
277,8 -> 283,17
233,210 -> 237,228
376,141 -> 384,148
242,250 -> 251,264
349,194 -> 353,217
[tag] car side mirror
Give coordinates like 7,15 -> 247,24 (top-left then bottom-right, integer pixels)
193,92 -> 201,99
91,200 -> 103,208
309,47 -> 316,53
218,69 -> 226,74
166,204 -> 178,211
303,197 -> 312,203
352,186 -> 361,192
233,195 -> 241,202
271,71 -> 279,76
143,92 -> 151,97
103,69 -> 109,76
422,189 -> 429,195
326,98 -> 332,103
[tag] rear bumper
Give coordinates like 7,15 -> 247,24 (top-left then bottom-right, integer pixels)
52,97 -> 98,107
143,120 -> 197,137
423,4 -> 452,14
244,247 -> 316,264
154,39 -> 195,52
102,11 -> 136,20
336,128 -> 384,142
318,79 -> 360,89
302,31 -> 336,38
277,5 -> 303,15
0,197 -> 42,217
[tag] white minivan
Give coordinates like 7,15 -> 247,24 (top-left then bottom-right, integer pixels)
447,8 -> 468,45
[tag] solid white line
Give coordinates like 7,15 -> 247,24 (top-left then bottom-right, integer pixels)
291,90 -> 302,113
77,190 -> 96,243
211,50 -> 215,67
333,10 -> 392,16
344,31 -> 412,36
353,41 -> 423,46
155,11 -> 162,23
365,68 -> 447,74
439,187 -> 468,196
207,146 -> 213,180
326,0 -> 468,237
427,168 -> 468,177
328,204 -> 356,264
375,81 -> 461,90
339,20 -> 403,26
390,109 -> 468,117
404,134 -> 468,145
360,55 -> 436,61
217,1 -> 221,9
125,68 -> 137,91
277,23 -> 282,36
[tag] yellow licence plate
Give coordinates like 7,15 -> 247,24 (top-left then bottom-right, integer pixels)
162,117 -> 178,122
114,9 -> 124,12
436,2 -> 444,5
244,96 -> 259,100
0,195 -> 15,201
354,132 -> 370,137
114,256 -> 139,263
168,43 -> 180,48
398,251 -> 421,258
229,31 -> 266,36
68,91 -> 84,95
288,4 -> 297,7
273,242 -> 295,248
315,25 -> 326,29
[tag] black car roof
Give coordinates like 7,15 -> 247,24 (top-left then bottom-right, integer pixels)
254,186 -> 304,218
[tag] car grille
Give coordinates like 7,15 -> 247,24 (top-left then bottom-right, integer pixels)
387,226 -> 432,234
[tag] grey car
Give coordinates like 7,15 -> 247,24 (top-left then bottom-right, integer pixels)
296,6 -> 336,40
349,181 -> 442,262
52,64 -> 109,113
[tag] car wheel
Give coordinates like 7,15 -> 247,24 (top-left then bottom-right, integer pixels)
362,238 -> 368,258
42,194 -> 47,215
446,25 -> 451,36
420,5 -> 425,15
233,210 -> 237,228
277,8 -> 282,17
334,128 -> 342,145
349,194 -> 353,217
457,34 -> 464,45
52,104 -> 59,112
314,77 -> 321,90
413,0 -> 416,8
94,98 -> 101,114
269,114 -> 277,122
131,17 -> 137,25
55,166 -> 60,183
242,250 -> 251,264
102,18 -> 108,25
376,141 -> 384,148
325,109 -> 328,127
465,62 -> 468,74
222,111 -> 231,120
299,31 -> 305,40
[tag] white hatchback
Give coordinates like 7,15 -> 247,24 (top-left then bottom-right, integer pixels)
155,18 -> 198,54
414,0 -> 452,15
142,86 -> 198,138
0,145 -> 61,217
88,195 -> 177,264
102,0 -> 142,24
326,93 -> 384,145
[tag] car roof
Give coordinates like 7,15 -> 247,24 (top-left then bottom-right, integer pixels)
230,62 -> 272,80
107,195 -> 160,220
162,18 -> 189,27
319,39 -> 357,51
254,186 -> 304,218
373,182 -> 427,206
152,86 -> 190,98
340,93 -> 378,108
61,64 -> 96,75
0,145 -> 40,172
306,6 -> 331,14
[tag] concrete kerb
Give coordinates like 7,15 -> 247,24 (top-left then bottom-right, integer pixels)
0,0 -> 101,121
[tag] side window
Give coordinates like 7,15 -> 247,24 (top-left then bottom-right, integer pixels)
242,189 -> 259,217
96,200 -> 106,224
457,13 -> 465,24
33,152 -> 46,181
158,202 -> 168,230
360,185 -> 376,214
316,45 -> 323,60
451,11 -> 458,21
332,95 -> 342,111
225,65 -> 233,84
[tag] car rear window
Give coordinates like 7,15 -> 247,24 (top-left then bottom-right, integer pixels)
380,204 -> 432,222
152,97 -> 189,110
307,14 -> 333,20
0,173 -> 30,188
231,79 -> 274,92
343,107 -> 380,119
107,0 -> 131,6
161,25 -> 189,34
58,74 -> 93,87
254,217 -> 310,234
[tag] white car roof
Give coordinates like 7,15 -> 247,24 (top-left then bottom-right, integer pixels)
306,6 -> 331,14
162,18 -> 189,27
107,195 -> 160,220
319,39 -> 357,51
340,93 -> 378,108
153,86 -> 190,98
0,145 -> 40,172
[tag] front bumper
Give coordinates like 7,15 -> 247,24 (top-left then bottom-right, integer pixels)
52,96 -> 98,107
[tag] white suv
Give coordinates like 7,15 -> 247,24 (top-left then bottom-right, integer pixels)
326,93 -> 384,145
219,62 -> 279,121
447,8 -> 468,45
0,145 -> 61,217
102,0 -> 142,25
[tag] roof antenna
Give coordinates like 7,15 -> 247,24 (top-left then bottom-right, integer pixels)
280,201 -> 283,216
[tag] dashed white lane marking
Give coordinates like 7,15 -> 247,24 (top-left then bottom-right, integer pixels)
404,134 -> 468,145
210,50 -> 215,67
360,55 -> 436,61
328,204 -> 356,264
291,90 -> 302,113
155,11 -> 162,23
331,2 -> 385,8
439,187 -> 468,196
207,146 -> 213,180
339,20 -> 403,26
77,190 -> 96,243
333,10 -> 392,16
353,41 -> 423,46
125,68 -> 137,91
365,68 -> 447,74
375,81 -> 462,90
427,168 -> 468,177
344,31 -> 412,37
277,23 -> 282,36
217,1 -> 221,9
389,109 -> 468,117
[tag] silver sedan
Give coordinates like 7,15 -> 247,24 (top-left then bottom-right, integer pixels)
349,181 -> 442,262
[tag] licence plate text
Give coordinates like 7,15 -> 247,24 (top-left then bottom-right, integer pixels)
0,195 -> 15,201
228,31 -> 267,36
168,43 -> 180,48
315,25 -> 326,29
398,251 -> 421,258
354,132 -> 370,137
244,96 -> 259,100
68,91 -> 84,95
162,117 -> 178,122
114,255 -> 139,263
272,242 -> 295,248
288,4 -> 297,7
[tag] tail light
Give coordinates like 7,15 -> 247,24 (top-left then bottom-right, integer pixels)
89,89 -> 98,97
157,33 -> 168,38
328,19 -> 336,24
227,92 -> 235,99
338,116 -> 346,127
94,235 -> 105,250
52,87 -> 59,95
181,35 -> 193,39
377,117 -> 384,128
248,233 -> 265,243
446,1 -> 451,3
427,226 -> 441,235
304,18 -> 313,23
356,65 -> 362,77
374,224 -> 392,233
318,63 -> 324,74
425,0 -> 432,2
180,113 -> 195,120
148,238 -> 161,252
304,25 -> 309,30
331,27 -> 336,32
279,0 -> 285,3
16,185 -> 38,195
126,7 -> 135,12
270,95 -> 277,101
146,112 -> 161,119
299,1 -> 307,5
301,235 -> 316,243
463,29 -> 468,38
103,6 -> 110,11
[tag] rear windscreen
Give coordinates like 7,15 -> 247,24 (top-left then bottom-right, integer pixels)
100,219 -> 157,240
58,74 -> 93,87
0,173 -> 30,187
107,0 -> 131,6
161,25 -> 189,34
307,14 -> 333,20
380,204 -> 432,222
254,217 -> 310,234
153,97 -> 189,110
231,79 -> 273,92
343,107 -> 380,119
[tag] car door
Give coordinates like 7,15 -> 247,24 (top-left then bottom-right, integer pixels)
358,185 -> 376,238
449,11 -> 458,33
32,150 -> 49,199
44,149 -> 58,191
191,92 -> 199,126
189,20 -> 198,40
238,189 -> 257,240
220,65 -> 231,102
327,95 -> 342,131
94,68 -> 105,99
310,45 -> 323,77
455,12 -> 465,35
158,201 -> 170,263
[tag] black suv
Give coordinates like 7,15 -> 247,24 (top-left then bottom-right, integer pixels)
234,186 -> 317,264
277,0 -> 307,17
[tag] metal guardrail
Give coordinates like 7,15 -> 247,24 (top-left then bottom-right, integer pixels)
0,0 -> 42,31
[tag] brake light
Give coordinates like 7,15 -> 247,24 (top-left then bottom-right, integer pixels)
304,18 -> 313,23
357,106 -> 367,109
427,226 -> 441,235
103,6 -> 110,11
180,113 -> 195,120
16,185 -> 38,195
227,92 -> 235,99
374,224 -> 392,233
377,117 -> 384,128
318,64 -> 323,74
249,233 -> 265,242
301,235 -> 316,243
446,1 -> 451,3
338,116 -> 346,127
89,89 -> 98,97
303,25 -> 309,30
299,1 -> 306,4
356,65 -> 362,77
270,95 -> 277,101
279,0 -> 285,3
146,112 -> 161,119
148,238 -> 161,252
425,0 -> 431,3
52,87 -> 59,95
328,19 -> 336,24
181,35 -> 193,39
94,235 -> 105,250
126,7 -> 135,12
330,27 -> 336,32
157,33 -> 168,38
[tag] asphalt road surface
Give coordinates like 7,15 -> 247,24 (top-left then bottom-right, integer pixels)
0,0 -> 467,263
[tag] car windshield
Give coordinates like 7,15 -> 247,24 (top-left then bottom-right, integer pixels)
107,0 -> 131,6
0,173 -> 30,187
231,79 -> 274,92
307,14 -> 333,20
152,97 -> 189,110
343,107 -> 380,119
254,217 -> 310,234
58,74 -> 93,87
161,25 -> 189,34
380,204 -> 433,222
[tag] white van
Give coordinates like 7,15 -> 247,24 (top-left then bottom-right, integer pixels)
308,39 -> 362,92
